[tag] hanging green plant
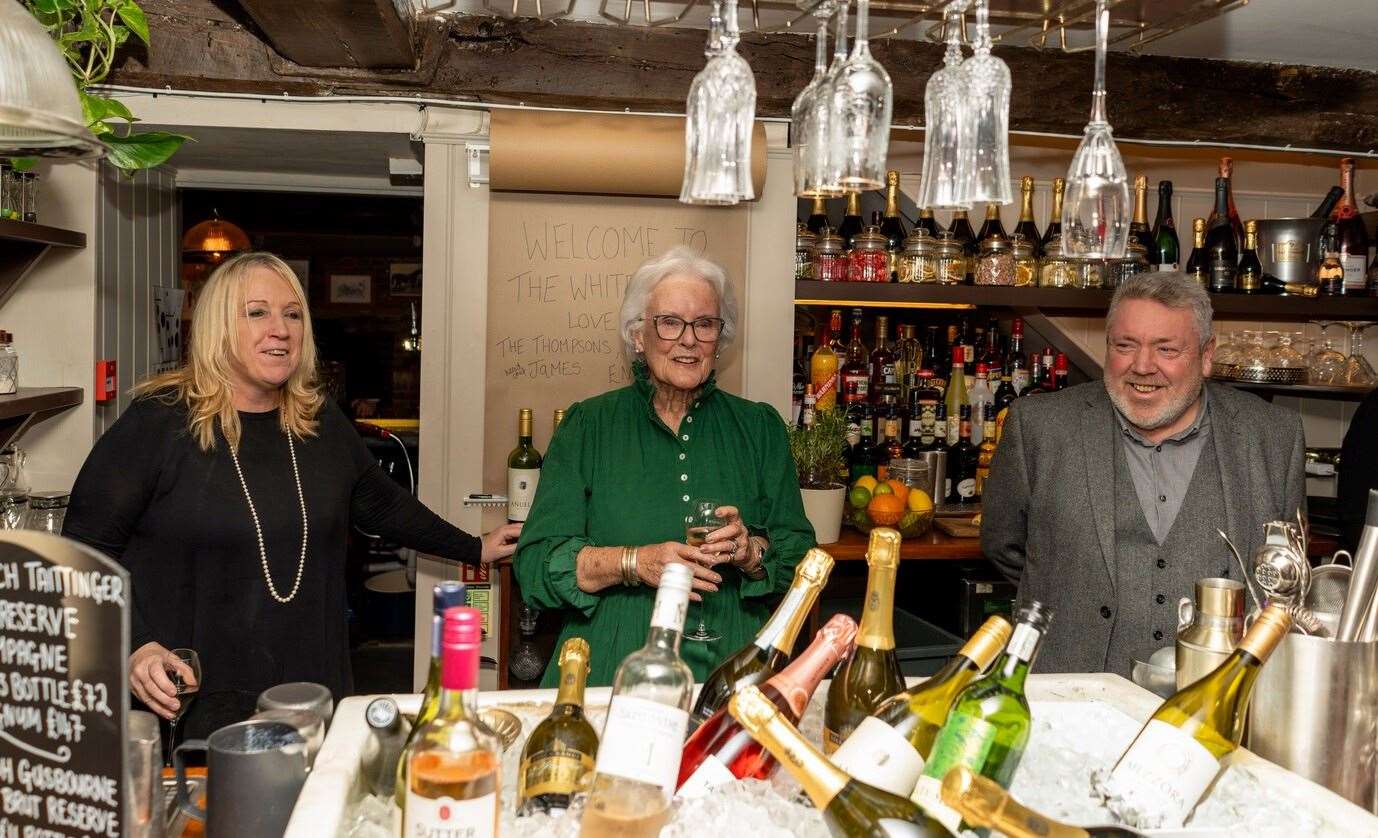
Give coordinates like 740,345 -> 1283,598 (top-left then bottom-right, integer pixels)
21,0 -> 189,172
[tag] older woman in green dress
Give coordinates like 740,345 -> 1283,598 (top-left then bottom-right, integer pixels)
514,246 -> 816,687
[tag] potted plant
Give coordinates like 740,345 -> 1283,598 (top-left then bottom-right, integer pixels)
787,408 -> 848,544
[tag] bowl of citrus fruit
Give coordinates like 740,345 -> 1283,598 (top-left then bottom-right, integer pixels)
847,475 -> 935,537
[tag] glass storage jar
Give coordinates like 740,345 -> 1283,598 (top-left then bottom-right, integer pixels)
1039,236 -> 1075,287
1073,256 -> 1104,289
812,227 -> 848,282
848,226 -> 890,283
1011,234 -> 1038,287
975,234 -> 1015,286
935,232 -> 966,285
795,224 -> 817,280
1107,240 -> 1150,288
20,173 -> 37,223
897,229 -> 937,283
27,491 -> 67,535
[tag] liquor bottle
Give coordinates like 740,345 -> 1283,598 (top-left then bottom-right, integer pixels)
507,408 -> 543,522
395,582 -> 468,807
791,338 -> 806,425
881,170 -> 908,282
1184,218 -> 1208,288
967,363 -> 993,446
1013,176 -> 1042,256
943,347 -> 967,446
362,697 -> 410,799
823,528 -> 907,753
992,373 -> 1017,445
872,414 -> 904,472
688,549 -> 834,730
904,371 -> 943,458
1129,174 -> 1154,255
1151,180 -> 1179,270
1041,177 -> 1065,251
975,404 -> 997,498
402,607 -> 501,837
1052,353 -> 1069,391
841,308 -> 871,405
516,637 -> 599,816
1310,185 -> 1344,219
1098,605 -> 1291,829
1368,249 -> 1378,297
979,317 -> 1002,370
677,613 -> 858,796
1237,220 -> 1263,294
1333,156 -> 1370,294
839,191 -> 865,248
895,324 -> 921,404
976,203 -> 1008,247
931,404 -> 950,495
1205,177 -> 1239,293
843,381 -> 875,484
800,384 -> 816,429
949,210 -> 976,281
869,315 -> 897,404
810,311 -> 841,413
915,206 -> 941,238
1210,156 -> 1244,246
947,405 -> 978,504
1317,224 -> 1345,296
729,686 -> 946,838
941,766 -> 1143,838
1039,346 -> 1055,392
1262,274 -> 1320,297
580,564 -> 694,837
1020,354 -> 1043,398
923,326 -> 947,396
958,317 -> 976,382
831,615 -> 1012,797
1006,317 -> 1028,394
806,196 -> 830,234
913,602 -> 1054,835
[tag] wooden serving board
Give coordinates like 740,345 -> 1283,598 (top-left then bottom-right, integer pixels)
936,517 -> 981,538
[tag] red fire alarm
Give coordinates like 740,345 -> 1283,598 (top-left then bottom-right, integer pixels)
95,360 -> 117,402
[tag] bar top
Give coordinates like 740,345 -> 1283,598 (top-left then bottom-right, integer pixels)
818,527 -> 984,561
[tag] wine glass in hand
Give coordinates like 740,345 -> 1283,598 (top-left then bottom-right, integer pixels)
684,499 -> 724,643
165,648 -> 201,755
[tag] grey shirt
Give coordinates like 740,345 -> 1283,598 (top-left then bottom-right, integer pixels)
1113,386 -> 1212,544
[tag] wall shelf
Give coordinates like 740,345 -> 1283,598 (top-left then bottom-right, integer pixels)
0,387 -> 84,449
0,219 -> 87,309
1221,381 -> 1374,402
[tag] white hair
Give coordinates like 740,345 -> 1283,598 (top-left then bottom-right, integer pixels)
618,246 -> 739,360
1107,271 -> 1215,350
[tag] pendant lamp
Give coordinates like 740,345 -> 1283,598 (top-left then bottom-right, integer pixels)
0,0 -> 104,159
182,210 -> 250,263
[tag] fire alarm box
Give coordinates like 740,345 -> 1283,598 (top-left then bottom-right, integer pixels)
95,360 -> 117,402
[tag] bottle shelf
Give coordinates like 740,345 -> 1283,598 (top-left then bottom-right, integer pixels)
0,219 -> 87,309
1219,380 -> 1374,401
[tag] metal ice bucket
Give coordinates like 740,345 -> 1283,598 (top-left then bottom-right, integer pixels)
1254,217 -> 1325,285
1249,633 -> 1378,813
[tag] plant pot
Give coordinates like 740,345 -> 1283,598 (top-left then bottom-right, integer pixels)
800,484 -> 846,545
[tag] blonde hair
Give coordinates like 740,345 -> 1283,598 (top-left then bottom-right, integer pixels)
136,251 -> 324,452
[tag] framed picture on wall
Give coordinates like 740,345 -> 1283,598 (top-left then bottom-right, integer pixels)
329,274 -> 372,304
285,259 -> 310,285
389,262 -> 422,297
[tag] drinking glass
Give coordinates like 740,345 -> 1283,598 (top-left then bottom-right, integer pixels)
1061,0 -> 1130,259
0,489 -> 28,530
1340,322 -> 1377,386
827,0 -> 892,190
680,0 -> 756,205
684,498 -> 723,643
792,2 -> 836,197
918,5 -> 972,211
1310,338 -> 1347,385
806,1 -> 850,196
166,648 -> 202,761
959,0 -> 1012,205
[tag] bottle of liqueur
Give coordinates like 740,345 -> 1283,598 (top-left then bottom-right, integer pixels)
1129,174 -> 1154,255
806,196 -> 830,235
688,549 -> 835,730
895,324 -> 921,404
992,372 -> 1016,445
880,170 -> 909,282
1041,177 -> 1065,251
810,310 -> 841,413
507,407 -> 543,522
948,210 -> 977,281
913,602 -> 1054,835
975,403 -> 998,498
824,528 -> 906,753
1013,176 -> 1042,257
677,614 -> 858,796
1052,353 -> 1069,391
966,363 -> 993,446
947,405 -> 978,504
1098,605 -> 1292,830
1210,156 -> 1244,246
730,686 -> 948,838
800,384 -> 816,429
1019,354 -> 1043,398
1333,156 -> 1371,294
943,347 -> 967,446
1005,317 -> 1028,394
923,325 -> 947,396
841,308 -> 871,406
1237,220 -> 1264,294
1184,218 -> 1208,288
580,565 -> 694,838
831,615 -> 1012,797
516,638 -> 599,816
1316,223 -> 1346,296
844,381 -> 876,484
975,203 -> 1008,248
402,607 -> 501,837
1151,180 -> 1179,270
869,315 -> 897,404
904,371 -> 943,459
791,337 -> 807,424
839,190 -> 865,249
915,206 -> 941,238
872,414 -> 904,474
1205,178 -> 1239,294
395,581 -> 468,807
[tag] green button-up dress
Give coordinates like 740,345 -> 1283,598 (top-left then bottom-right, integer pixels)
513,363 -> 817,688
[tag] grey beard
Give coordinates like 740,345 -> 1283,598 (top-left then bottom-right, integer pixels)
1105,376 -> 1202,432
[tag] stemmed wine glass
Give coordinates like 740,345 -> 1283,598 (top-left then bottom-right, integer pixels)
827,0 -> 892,190
165,648 -> 201,763
1061,0 -> 1130,259
806,0 -> 850,196
1339,321 -> 1377,386
684,499 -> 723,643
918,3 -> 972,211
959,0 -> 1011,205
680,0 -> 756,205
792,2 -> 834,197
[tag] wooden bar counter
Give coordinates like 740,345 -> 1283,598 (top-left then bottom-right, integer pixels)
818,526 -> 984,561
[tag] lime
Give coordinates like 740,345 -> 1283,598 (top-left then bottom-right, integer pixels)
872,482 -> 893,496
849,486 -> 872,509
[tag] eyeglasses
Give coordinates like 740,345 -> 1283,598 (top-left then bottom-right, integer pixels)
647,315 -> 724,342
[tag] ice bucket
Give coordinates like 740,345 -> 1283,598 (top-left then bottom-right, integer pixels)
1249,632 -> 1378,813
1254,217 -> 1325,285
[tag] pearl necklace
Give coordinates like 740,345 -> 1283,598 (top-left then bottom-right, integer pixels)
227,429 -> 308,604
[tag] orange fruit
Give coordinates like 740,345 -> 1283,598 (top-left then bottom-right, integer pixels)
883,479 -> 910,505
867,493 -> 906,527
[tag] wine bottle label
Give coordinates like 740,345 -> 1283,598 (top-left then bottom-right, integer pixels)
676,753 -> 736,798
507,467 -> 540,522
1156,263 -> 1178,272
830,716 -> 925,798
1011,370 -> 1029,393
1343,255 -> 1367,291
956,478 -> 976,500
518,749 -> 594,800
910,775 -> 962,834
1101,719 -> 1219,829
403,790 -> 497,838
822,726 -> 844,755
922,713 -> 997,784
595,696 -> 689,795
1008,623 -> 1040,660
876,819 -> 925,837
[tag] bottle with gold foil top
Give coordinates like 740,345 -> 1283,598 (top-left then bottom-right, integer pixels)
939,766 -> 1097,838
1237,220 -> 1263,294
1041,177 -> 1065,251
1184,218 -> 1208,288
553,408 -> 566,434
1130,174 -> 1154,255
880,170 -> 909,281
1013,177 -> 1042,257
824,528 -> 906,753
516,638 -> 598,816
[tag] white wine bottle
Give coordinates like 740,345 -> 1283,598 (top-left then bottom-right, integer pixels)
689,548 -> 835,730
1098,604 -> 1292,830
824,527 -> 906,753
394,581 -> 467,807
507,407 -> 543,523
941,765 -> 1140,837
580,563 -> 694,838
516,637 -> 599,816
832,614 -> 1012,796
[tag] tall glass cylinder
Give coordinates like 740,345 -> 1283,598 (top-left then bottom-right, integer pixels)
918,8 -> 972,210
827,0 -> 891,190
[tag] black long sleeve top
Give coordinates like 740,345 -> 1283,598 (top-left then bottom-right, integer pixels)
63,395 -> 479,734
1339,388 -> 1378,552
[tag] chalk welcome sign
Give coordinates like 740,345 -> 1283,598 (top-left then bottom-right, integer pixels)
0,532 -> 129,838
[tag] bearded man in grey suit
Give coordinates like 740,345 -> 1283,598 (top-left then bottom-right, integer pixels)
981,272 -> 1306,675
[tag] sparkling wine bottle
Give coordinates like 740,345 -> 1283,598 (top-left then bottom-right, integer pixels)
1013,176 -> 1042,257
1151,180 -> 1179,270
395,581 -> 467,807
517,637 -> 599,816
824,528 -> 906,753
1333,156 -> 1370,294
689,548 -> 835,730
580,564 -> 694,838
677,613 -> 857,796
402,607 -> 501,837
1097,604 -> 1291,830
941,765 -> 1140,837
831,615 -> 1012,797
1040,177 -> 1064,251
1130,174 -> 1154,256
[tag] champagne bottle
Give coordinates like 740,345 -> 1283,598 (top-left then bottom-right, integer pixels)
1211,156 -> 1244,246
402,607 -> 501,837
1130,175 -> 1154,255
1184,218 -> 1207,288
1151,180 -> 1179,270
395,581 -> 468,807
807,196 -> 830,234
839,191 -> 865,248
1205,177 -> 1238,293
940,765 -> 1139,838
824,528 -> 907,753
517,638 -> 599,816
1098,604 -> 1292,830
689,548 -> 836,730
1310,185 -> 1344,219
832,615 -> 1012,797
1333,156 -> 1370,294
677,613 -> 857,796
976,203 -> 1008,247
1237,220 -> 1263,294
1041,177 -> 1064,250
1013,176 -> 1042,256
729,686 -> 948,838
914,602 -> 1054,834
916,206 -> 941,238
580,564 -> 694,838
881,171 -> 908,282
507,407 -> 543,522
1262,274 -> 1319,297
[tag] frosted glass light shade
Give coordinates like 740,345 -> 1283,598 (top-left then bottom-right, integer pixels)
0,0 -> 104,159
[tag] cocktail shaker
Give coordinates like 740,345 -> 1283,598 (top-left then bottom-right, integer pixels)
1176,577 -> 1245,689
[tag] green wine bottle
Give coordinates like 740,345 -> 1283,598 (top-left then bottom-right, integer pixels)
516,638 -> 599,815
393,581 -> 466,807
507,407 -> 543,523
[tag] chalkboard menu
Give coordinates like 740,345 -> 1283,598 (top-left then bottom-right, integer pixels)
0,532 -> 129,837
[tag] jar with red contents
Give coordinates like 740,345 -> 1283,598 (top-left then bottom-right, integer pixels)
848,225 -> 890,283
811,226 -> 848,282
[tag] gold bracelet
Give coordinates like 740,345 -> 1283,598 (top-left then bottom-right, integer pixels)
628,546 -> 640,586
621,546 -> 640,587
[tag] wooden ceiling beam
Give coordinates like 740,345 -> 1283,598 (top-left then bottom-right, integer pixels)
233,0 -> 415,68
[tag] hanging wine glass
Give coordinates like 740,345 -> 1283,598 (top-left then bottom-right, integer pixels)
680,0 -> 757,205
918,3 -> 972,211
792,1 -> 836,197
1341,321 -> 1377,386
807,1 -> 850,196
959,0 -> 1011,205
1061,0 -> 1130,259
826,0 -> 892,190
